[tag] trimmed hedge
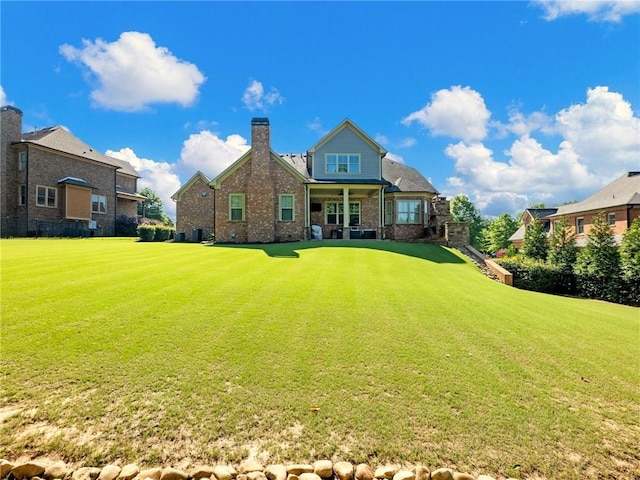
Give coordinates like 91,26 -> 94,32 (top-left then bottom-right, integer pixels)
496,257 -> 639,306
137,224 -> 155,242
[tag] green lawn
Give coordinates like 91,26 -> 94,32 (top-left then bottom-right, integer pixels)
1,238 -> 638,479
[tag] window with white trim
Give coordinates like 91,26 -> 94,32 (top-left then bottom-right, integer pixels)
279,194 -> 294,221
18,151 -> 27,171
385,200 -> 393,225
576,217 -> 584,234
325,154 -> 360,174
229,194 -> 245,221
397,200 -> 421,224
607,212 -> 616,225
19,185 -> 26,206
92,194 -> 107,214
36,185 -> 57,208
325,202 -> 360,225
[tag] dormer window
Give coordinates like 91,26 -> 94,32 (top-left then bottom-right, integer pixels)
325,154 -> 360,174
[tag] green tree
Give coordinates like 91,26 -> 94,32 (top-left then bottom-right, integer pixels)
450,194 -> 488,249
138,187 -> 173,226
620,217 -> 640,280
522,218 -> 549,260
548,215 -> 577,273
482,213 -> 519,254
574,212 -> 620,277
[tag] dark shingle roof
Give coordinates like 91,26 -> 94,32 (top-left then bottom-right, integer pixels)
20,126 -> 139,177
551,172 -> 640,217
382,158 -> 438,194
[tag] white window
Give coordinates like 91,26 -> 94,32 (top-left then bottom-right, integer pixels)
607,213 -> 616,225
19,185 -> 26,206
385,200 -> 393,225
92,194 -> 107,214
397,200 -> 421,224
229,194 -> 245,221
325,202 -> 360,225
18,151 -> 27,171
279,194 -> 294,221
325,154 -> 360,174
576,217 -> 584,234
36,185 -> 57,208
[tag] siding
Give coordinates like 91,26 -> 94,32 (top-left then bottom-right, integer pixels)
312,127 -> 381,181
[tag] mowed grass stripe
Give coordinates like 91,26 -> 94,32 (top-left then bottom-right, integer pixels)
1,239 -> 638,479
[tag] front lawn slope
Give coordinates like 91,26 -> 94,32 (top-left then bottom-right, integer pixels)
1,239 -> 638,479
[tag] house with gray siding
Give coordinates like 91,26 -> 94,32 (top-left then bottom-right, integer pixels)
172,117 -> 467,244
1,105 -> 145,237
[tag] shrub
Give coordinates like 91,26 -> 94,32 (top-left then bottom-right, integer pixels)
115,215 -> 139,237
137,224 -> 156,242
154,225 -> 173,242
497,256 -> 572,295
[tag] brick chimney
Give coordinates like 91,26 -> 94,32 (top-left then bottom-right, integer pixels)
1,106 -> 24,219
247,117 -> 276,242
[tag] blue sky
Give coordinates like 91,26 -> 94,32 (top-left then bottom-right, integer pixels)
2,1 -> 639,220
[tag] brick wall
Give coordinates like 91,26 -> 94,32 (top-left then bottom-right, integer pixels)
445,221 -> 470,247
175,176 -> 215,241
1,107 -> 22,220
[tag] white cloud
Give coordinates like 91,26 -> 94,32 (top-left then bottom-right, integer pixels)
402,85 -> 491,142
307,116 -> 327,135
533,0 -> 640,22
0,85 -> 8,106
241,79 -> 284,111
106,147 -> 181,220
60,31 -> 206,111
438,86 -> 639,216
385,152 -> 405,164
375,133 -> 417,149
399,137 -> 417,148
178,130 -> 250,179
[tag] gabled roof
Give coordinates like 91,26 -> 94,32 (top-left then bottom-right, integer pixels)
307,118 -> 387,156
550,172 -> 640,217
279,153 -> 310,178
19,126 -> 139,177
524,208 -> 558,221
57,176 -> 96,189
382,158 -> 438,194
171,171 -> 212,201
210,148 -> 307,189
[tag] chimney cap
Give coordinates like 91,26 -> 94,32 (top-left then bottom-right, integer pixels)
251,117 -> 269,125
1,105 -> 23,115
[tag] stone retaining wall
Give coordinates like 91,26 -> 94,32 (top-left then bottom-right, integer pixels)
1,459 -> 518,480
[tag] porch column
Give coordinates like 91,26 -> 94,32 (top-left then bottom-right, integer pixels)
342,187 -> 350,239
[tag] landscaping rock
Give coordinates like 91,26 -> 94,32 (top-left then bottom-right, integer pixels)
238,462 -> 263,475
410,466 -> 429,480
247,472 -> 266,480
72,467 -> 101,480
236,474 -> 247,480
265,465 -> 286,480
354,465 -> 373,480
333,462 -> 353,480
286,466 -> 312,476
98,465 -> 121,480
391,470 -> 413,480
373,466 -> 396,479
191,467 -> 215,480
11,462 -> 45,480
452,473 -> 476,480
312,462 -> 333,479
118,465 -> 140,480
298,474 -> 321,480
1,460 -> 15,480
476,476 -> 496,480
138,467 -> 162,480
430,469 -> 454,480
213,466 -> 237,480
160,468 -> 187,480
44,462 -> 68,480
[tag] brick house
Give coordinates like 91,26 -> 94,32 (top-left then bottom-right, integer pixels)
547,171 -> 640,246
1,105 -> 144,237
509,172 -> 640,248
173,117 -> 467,244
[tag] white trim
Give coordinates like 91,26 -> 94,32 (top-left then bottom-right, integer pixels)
324,153 -> 361,175
396,199 -> 421,224
36,185 -> 57,208
229,193 -> 245,221
279,194 -> 295,221
92,194 -> 107,214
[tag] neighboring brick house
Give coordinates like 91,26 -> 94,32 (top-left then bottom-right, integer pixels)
173,117 -> 467,244
1,105 -> 144,237
508,208 -> 559,249
547,171 -> 640,246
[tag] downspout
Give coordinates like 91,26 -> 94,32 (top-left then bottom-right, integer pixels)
305,184 -> 309,239
114,169 -> 118,236
212,186 -> 216,241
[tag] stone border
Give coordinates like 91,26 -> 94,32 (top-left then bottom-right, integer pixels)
1,459 -> 519,480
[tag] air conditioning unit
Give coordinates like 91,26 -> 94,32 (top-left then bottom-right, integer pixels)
88,220 -> 97,229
